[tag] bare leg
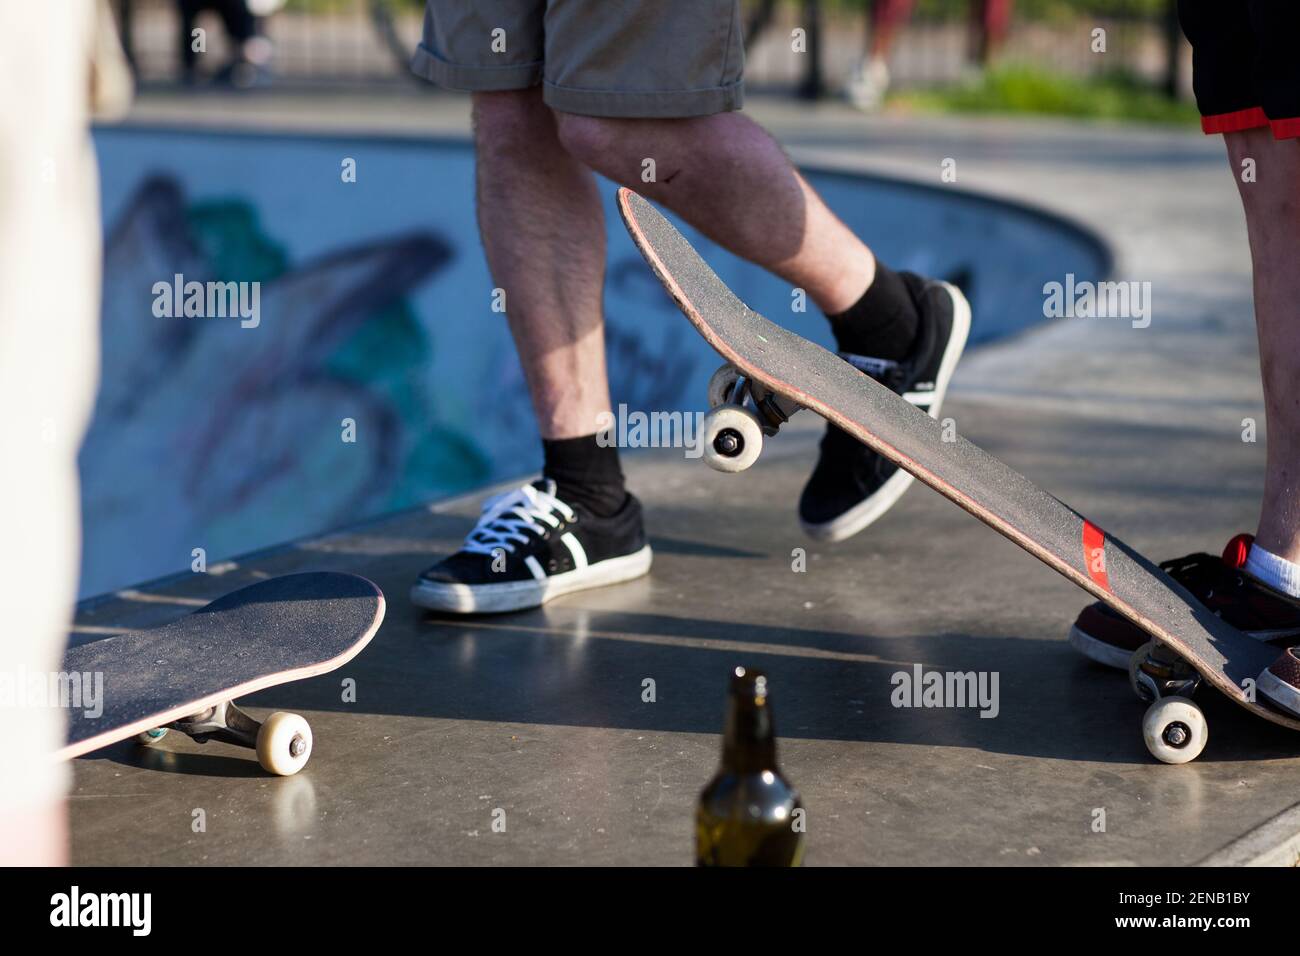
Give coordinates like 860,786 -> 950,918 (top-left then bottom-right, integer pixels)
554,111 -> 877,315
473,89 -> 611,440
1226,128 -> 1300,562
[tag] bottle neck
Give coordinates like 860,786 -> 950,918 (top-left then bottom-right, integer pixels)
721,693 -> 779,774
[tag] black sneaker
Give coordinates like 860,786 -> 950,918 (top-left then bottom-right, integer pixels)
1068,534 -> 1300,669
799,274 -> 970,541
410,480 -> 653,614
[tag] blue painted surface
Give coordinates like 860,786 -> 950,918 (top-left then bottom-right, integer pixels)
83,126 -> 1108,597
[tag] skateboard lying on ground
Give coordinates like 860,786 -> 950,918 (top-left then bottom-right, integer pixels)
60,572 -> 385,775
617,187 -> 1300,764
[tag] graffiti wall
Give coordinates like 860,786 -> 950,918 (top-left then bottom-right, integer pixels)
84,126 -> 1108,597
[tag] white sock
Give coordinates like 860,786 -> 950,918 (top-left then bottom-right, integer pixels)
1244,543 -> 1300,598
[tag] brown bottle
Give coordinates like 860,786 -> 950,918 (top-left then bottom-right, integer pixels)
696,666 -> 805,866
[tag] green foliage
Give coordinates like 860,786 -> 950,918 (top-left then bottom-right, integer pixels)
891,63 -> 1198,124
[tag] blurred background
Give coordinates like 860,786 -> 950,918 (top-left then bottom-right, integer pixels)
109,0 -> 1195,120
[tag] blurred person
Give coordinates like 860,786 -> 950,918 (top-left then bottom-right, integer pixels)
847,0 -> 914,112
1069,1 -> 1300,718
0,0 -> 131,866
968,0 -> 1013,67
846,0 -> 1014,112
177,0 -> 278,87
407,1 -> 971,613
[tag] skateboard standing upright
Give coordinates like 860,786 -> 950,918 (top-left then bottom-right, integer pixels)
617,187 -> 1300,764
60,572 -> 385,775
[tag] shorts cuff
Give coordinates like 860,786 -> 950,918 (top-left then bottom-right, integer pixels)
409,44 -> 542,92
1269,117 -> 1300,140
1201,106 -> 1269,135
542,79 -> 744,118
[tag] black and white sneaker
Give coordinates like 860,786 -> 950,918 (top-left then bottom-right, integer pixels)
799,274 -> 970,542
410,480 -> 653,614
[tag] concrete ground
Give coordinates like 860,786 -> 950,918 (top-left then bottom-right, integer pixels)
69,92 -> 1300,866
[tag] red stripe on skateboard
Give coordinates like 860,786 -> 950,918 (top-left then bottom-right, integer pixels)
1082,521 -> 1110,593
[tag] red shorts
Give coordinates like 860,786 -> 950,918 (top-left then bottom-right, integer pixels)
1178,0 -> 1300,140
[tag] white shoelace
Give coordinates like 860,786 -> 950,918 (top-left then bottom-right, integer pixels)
462,483 -> 576,557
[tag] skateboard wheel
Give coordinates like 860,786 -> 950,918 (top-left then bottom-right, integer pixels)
707,364 -> 743,408
702,405 -> 763,473
256,712 -> 313,776
1142,697 -> 1207,765
135,728 -> 168,744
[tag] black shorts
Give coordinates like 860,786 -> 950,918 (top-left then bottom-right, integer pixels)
1178,0 -> 1300,139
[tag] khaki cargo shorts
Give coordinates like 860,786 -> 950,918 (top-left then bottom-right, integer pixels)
410,0 -> 745,118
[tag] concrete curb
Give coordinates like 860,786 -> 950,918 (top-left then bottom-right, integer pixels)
1197,802 -> 1300,867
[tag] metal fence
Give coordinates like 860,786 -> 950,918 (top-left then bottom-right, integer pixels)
115,0 -> 426,85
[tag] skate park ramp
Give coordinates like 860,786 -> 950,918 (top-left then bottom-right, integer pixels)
84,125 -> 1110,598
72,116 -> 1300,869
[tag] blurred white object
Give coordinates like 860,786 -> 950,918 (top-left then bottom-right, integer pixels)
247,0 -> 287,16
0,0 -> 109,848
91,0 -> 133,120
846,58 -> 891,113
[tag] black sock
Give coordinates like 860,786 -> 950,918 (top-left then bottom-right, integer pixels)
542,434 -> 628,518
827,261 -> 920,361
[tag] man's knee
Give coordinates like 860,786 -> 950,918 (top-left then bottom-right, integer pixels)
553,113 -> 626,174
472,89 -> 555,155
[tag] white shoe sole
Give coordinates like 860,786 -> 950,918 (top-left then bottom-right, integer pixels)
1068,620 -> 1300,673
1258,666 -> 1300,718
1066,624 -> 1135,670
410,544 -> 653,615
801,280 -> 972,544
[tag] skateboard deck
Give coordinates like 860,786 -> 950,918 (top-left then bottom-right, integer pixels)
617,187 -> 1300,763
60,572 -> 385,775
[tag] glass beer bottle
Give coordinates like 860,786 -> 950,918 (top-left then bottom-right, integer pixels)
696,666 -> 804,866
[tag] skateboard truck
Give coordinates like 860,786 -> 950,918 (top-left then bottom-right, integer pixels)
1129,641 -> 1203,702
138,702 -> 314,776
703,364 -> 802,473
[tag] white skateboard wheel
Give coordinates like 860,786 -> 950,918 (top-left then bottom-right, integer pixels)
703,405 -> 763,473
707,364 -> 742,409
256,711 -> 313,776
1142,697 -> 1207,765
